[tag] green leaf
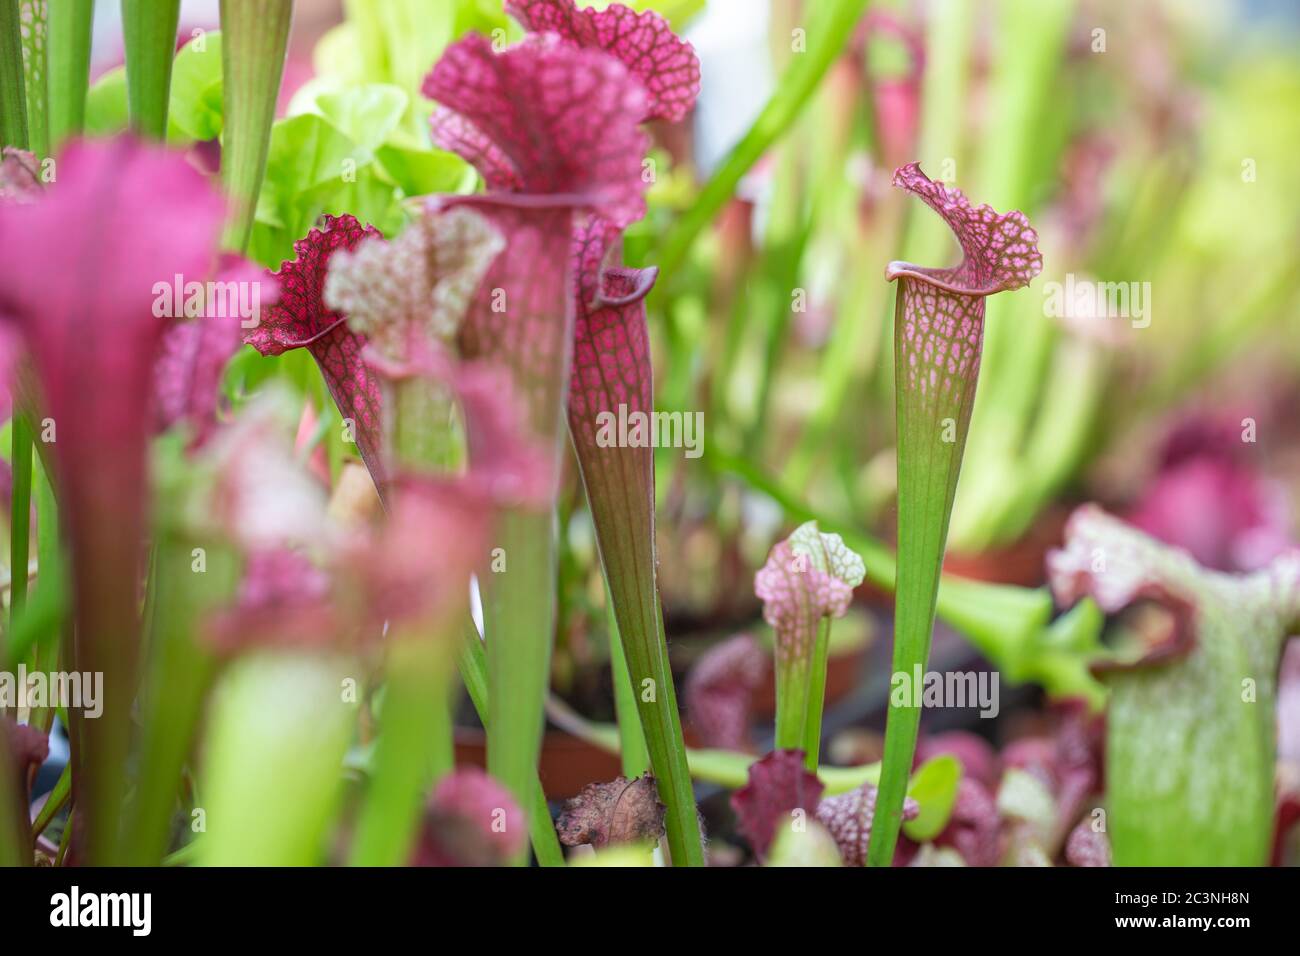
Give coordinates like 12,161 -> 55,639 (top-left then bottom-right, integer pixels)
167,31 -> 223,143
263,114 -> 368,205
83,66 -> 128,136
250,112 -> 378,265
902,755 -> 962,842
375,143 -> 473,196
328,166 -> 406,234
313,83 -> 408,155
339,0 -> 458,136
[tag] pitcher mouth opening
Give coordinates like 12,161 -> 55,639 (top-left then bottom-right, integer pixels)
429,191 -> 609,214
886,260 -> 1002,299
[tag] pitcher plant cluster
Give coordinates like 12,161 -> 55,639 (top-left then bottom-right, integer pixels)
0,0 -> 1296,870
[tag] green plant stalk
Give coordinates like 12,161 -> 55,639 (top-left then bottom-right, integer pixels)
455,623 -> 565,867
611,605 -> 700,866
20,453 -> 64,734
771,615 -> 837,771
121,0 -> 181,139
350,632 -> 454,866
0,0 -> 28,148
390,377 -> 456,469
18,0 -> 46,157
456,202 -> 571,868
801,617 -> 832,770
485,507 -> 556,866
9,414 -> 32,632
54,806 -> 72,863
652,0 -> 871,285
868,295 -> 982,866
4,452 -> 64,691
122,537 -> 238,865
45,0 -> 93,150
773,648 -> 811,754
569,433 -> 706,865
30,760 -> 70,840
349,378 -> 458,867
198,650 -> 358,866
0,701 -> 24,862
607,585 -> 649,777
219,0 -> 293,253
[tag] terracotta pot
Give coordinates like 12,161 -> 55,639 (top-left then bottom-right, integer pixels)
454,727 -> 623,801
942,505 -> 1072,589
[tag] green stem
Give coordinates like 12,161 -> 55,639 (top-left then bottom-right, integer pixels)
162,839 -> 200,867
801,617 -> 832,771
629,602 -> 702,865
607,586 -> 648,777
652,0 -> 871,285
9,414 -> 32,632
0,732 -> 22,864
122,538 -> 237,865
32,448 -> 59,628
30,760 -> 71,840
219,0 -> 293,252
3,450 -> 65,683
773,655 -> 810,754
867,293 -> 981,867
0,0 -> 28,148
121,0 -> 181,140
484,507 -> 556,866
569,425 -> 706,865
46,0 -> 93,151
54,807 -> 72,864
349,632 -> 454,866
455,622 -> 565,867
349,376 -> 461,866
